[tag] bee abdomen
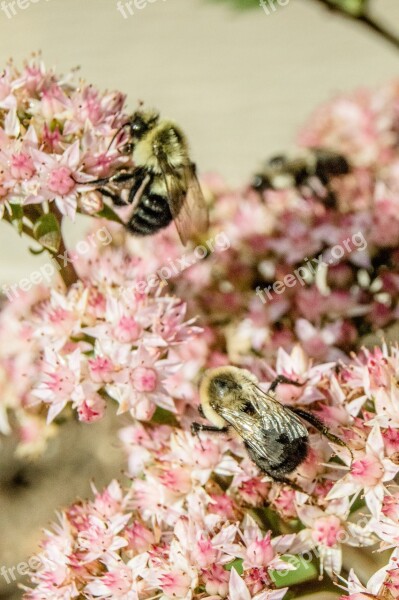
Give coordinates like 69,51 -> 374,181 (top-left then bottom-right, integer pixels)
127,193 -> 173,236
245,435 -> 308,477
271,436 -> 309,475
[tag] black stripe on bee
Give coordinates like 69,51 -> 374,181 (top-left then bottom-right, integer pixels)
127,192 -> 173,236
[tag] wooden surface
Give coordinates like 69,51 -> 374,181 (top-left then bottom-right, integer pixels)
0,1 -> 399,598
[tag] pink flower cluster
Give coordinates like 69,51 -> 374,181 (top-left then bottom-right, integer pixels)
0,56 -> 129,219
0,245 -> 200,454
23,479 -> 293,600
0,62 -> 398,598
23,344 -> 399,598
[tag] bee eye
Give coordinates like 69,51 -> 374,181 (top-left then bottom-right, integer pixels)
121,143 -> 133,155
130,117 -> 148,137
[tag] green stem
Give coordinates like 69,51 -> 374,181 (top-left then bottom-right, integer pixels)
3,205 -> 79,289
52,233 -> 79,288
48,205 -> 79,288
309,0 -> 399,51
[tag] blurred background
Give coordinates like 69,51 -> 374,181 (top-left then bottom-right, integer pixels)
1,0 -> 399,283
0,1 -> 398,598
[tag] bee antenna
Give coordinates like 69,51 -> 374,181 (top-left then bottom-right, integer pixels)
195,429 -> 205,452
106,121 -> 131,154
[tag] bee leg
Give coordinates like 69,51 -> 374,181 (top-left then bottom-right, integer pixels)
323,187 -> 337,209
98,187 -> 126,207
191,422 -> 228,435
191,422 -> 228,452
267,375 -> 305,394
289,408 -> 353,460
72,171 -> 137,186
263,471 -> 306,493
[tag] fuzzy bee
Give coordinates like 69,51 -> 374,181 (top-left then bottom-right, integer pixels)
192,366 -> 351,488
83,109 -> 208,245
251,148 -> 350,206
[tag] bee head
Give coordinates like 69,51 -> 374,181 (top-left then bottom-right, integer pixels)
251,173 -> 271,191
199,366 -> 259,428
201,366 -> 257,407
129,110 -> 159,141
268,154 -> 286,168
210,374 -> 240,401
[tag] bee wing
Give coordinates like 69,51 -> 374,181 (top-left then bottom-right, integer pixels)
217,404 -> 275,464
177,163 -> 209,242
217,387 -> 308,466
250,385 -> 308,441
158,159 -> 208,246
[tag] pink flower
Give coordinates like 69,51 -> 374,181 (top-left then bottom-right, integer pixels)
33,347 -> 82,423
47,166 -> 75,195
10,152 -> 35,179
159,467 -> 192,495
270,488 -> 297,519
245,534 -> 275,568
112,316 -> 142,344
208,494 -> 237,520
158,571 -> 192,598
84,559 -> 134,598
237,478 -> 270,507
131,366 -> 157,392
77,512 -> 129,562
296,501 -> 374,578
311,515 -> 345,548
124,521 -> 155,555
29,142 -> 84,218
382,493 -> 399,521
202,564 -> 229,597
88,356 -> 114,384
351,455 -> 384,487
327,425 -> 399,518
76,388 -> 106,423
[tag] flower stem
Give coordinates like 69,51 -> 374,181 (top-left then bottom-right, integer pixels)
309,0 -> 399,52
49,205 -> 79,288
52,233 -> 79,288
3,205 -> 79,290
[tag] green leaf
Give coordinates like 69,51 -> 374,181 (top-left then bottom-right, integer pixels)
9,203 -> 23,235
28,245 -> 46,255
151,407 -> 179,426
96,204 -> 124,225
33,213 -> 61,253
224,559 -> 244,574
269,554 -> 318,588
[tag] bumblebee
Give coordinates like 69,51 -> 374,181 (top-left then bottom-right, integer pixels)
192,366 -> 350,488
251,148 -> 350,206
84,109 -> 208,245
